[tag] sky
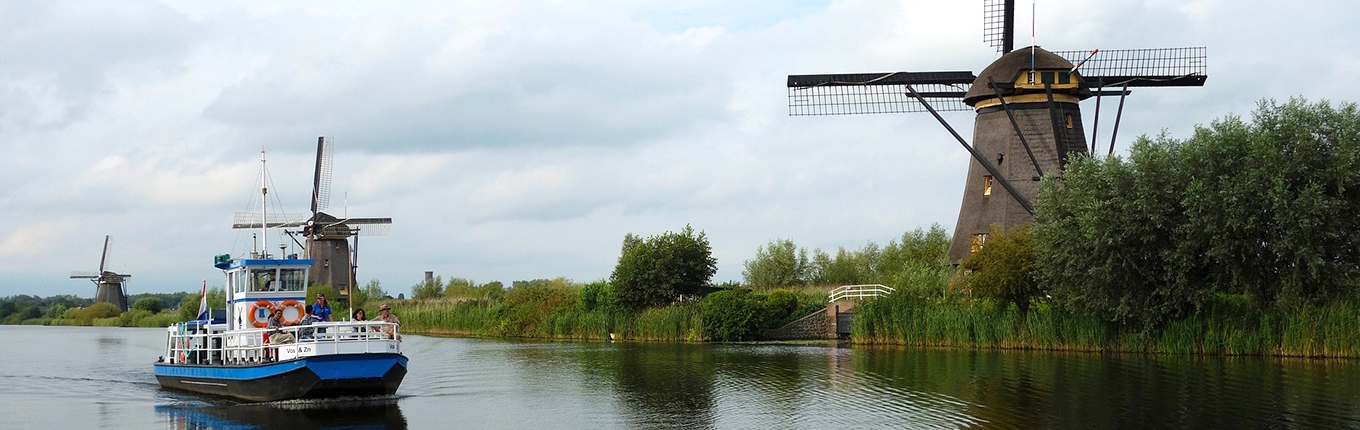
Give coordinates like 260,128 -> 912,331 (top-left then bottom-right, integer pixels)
3,0 -> 1358,298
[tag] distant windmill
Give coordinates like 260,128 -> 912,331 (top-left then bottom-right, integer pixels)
70,235 -> 130,312
787,0 -> 1206,262
232,137 -> 392,302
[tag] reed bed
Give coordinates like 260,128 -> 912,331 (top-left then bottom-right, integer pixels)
853,292 -> 1360,358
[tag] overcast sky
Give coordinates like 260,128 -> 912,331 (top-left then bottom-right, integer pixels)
3,0 -> 1357,298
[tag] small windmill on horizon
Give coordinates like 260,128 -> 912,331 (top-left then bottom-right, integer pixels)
70,235 -> 131,312
787,0 -> 1206,262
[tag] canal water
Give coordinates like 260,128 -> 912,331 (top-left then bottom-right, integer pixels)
3,325 -> 1359,429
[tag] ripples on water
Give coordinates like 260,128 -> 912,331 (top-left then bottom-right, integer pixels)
5,325 -> 1360,429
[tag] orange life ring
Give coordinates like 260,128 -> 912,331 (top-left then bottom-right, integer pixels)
247,300 -> 275,328
280,300 -> 306,326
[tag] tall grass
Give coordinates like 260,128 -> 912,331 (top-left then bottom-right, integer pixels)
392,295 -> 707,342
854,291 -> 1360,358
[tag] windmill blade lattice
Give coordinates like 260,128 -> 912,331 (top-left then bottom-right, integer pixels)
787,71 -> 976,116
1056,47 -> 1207,87
311,136 -> 334,214
232,211 -> 309,229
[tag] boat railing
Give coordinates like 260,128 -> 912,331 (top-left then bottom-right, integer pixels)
164,320 -> 400,366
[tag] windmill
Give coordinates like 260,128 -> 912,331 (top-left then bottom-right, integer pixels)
232,137 -> 392,302
70,235 -> 130,312
787,0 -> 1206,262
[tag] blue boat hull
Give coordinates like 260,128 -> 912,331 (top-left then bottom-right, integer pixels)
154,353 -> 407,402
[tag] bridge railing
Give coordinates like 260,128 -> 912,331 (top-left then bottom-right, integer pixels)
828,284 -> 896,302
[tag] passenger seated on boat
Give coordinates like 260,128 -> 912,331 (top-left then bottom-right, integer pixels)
296,311 -> 315,340
266,308 -> 295,344
352,308 -> 368,331
376,304 -> 401,340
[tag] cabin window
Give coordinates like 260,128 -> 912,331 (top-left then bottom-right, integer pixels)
983,175 -> 993,196
971,233 -> 988,253
232,272 -> 245,294
280,268 -> 307,292
253,269 -> 277,291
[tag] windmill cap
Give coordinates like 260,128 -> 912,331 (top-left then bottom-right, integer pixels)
963,45 -> 1092,106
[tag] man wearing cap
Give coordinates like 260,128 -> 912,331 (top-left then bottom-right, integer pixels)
376,304 -> 401,340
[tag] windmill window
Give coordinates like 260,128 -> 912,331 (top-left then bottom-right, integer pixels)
971,233 -> 988,253
1066,114 -> 1073,129
1058,72 -> 1071,85
1041,72 -> 1055,84
983,175 -> 993,196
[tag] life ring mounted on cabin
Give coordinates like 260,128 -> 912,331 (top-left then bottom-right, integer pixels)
279,300 -> 306,326
247,300 -> 274,329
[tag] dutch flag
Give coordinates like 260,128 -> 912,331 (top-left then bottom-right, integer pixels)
195,280 -> 208,321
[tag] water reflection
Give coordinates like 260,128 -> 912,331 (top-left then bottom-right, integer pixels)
578,343 -> 717,429
156,398 -> 406,430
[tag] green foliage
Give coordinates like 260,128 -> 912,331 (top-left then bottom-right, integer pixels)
361,279 -> 388,300
412,275 -> 444,299
132,297 -> 163,313
742,239 -> 810,289
700,289 -> 770,341
176,287 -> 225,322
1035,98 -> 1360,330
764,289 -> 800,322
610,225 -> 718,310
800,226 -> 952,293
487,279 -> 578,337
577,280 -> 615,312
960,224 -> 1042,314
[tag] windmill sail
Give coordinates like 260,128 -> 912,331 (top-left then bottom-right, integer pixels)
787,71 -> 976,115
1055,47 -> 1207,87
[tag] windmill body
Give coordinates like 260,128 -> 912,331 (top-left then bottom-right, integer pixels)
948,46 -> 1091,261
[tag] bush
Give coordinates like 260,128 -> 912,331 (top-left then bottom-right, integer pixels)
701,290 -> 771,341
765,289 -> 800,322
133,297 -> 163,313
960,224 -> 1042,314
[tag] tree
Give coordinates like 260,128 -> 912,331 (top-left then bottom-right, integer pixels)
959,224 -> 1042,314
362,279 -> 387,300
412,276 -> 444,299
611,225 -> 718,310
742,238 -> 809,289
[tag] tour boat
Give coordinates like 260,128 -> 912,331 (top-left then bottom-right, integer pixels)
153,150 -> 406,402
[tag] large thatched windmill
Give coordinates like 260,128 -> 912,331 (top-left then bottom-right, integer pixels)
232,137 -> 392,302
70,235 -> 130,311
788,0 -> 1206,262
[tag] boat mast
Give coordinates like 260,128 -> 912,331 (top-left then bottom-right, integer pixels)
260,150 -> 268,258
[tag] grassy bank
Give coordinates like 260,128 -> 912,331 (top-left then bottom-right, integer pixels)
853,292 -> 1360,358
393,299 -> 706,341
